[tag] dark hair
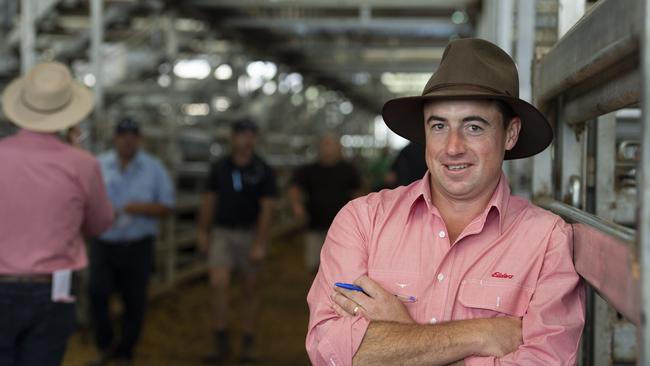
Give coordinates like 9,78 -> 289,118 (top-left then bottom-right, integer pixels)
494,100 -> 516,129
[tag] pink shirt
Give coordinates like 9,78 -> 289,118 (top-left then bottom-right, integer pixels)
0,129 -> 114,274
306,172 -> 585,366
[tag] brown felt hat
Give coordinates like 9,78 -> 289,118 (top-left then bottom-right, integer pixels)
382,38 -> 552,160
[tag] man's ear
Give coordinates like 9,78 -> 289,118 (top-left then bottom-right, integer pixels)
504,117 -> 521,151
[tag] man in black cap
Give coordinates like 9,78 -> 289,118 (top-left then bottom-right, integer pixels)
307,38 -> 584,365
89,117 -> 175,366
198,118 -> 277,363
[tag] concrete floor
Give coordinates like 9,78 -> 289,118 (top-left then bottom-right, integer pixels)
62,236 -> 313,366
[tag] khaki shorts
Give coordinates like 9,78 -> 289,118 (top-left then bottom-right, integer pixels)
209,227 -> 260,273
305,230 -> 327,272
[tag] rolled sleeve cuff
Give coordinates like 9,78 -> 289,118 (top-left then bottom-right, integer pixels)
316,316 -> 371,366
465,356 -> 495,366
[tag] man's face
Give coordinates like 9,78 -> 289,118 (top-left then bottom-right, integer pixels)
319,135 -> 342,164
423,99 -> 520,202
231,129 -> 258,154
114,132 -> 140,161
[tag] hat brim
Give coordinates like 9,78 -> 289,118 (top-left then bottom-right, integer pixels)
1,77 -> 94,133
382,90 -> 553,160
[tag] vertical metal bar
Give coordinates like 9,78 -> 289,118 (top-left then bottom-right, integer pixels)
556,0 -> 586,202
90,0 -> 104,153
558,0 -> 586,36
511,0 -> 535,199
639,0 -> 650,363
19,0 -> 34,73
496,0 -> 514,55
162,13 -> 178,288
593,112 -> 617,366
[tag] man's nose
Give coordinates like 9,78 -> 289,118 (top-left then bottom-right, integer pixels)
445,128 -> 466,156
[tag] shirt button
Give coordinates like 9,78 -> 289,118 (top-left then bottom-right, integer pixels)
429,317 -> 438,324
438,231 -> 446,238
437,273 -> 445,282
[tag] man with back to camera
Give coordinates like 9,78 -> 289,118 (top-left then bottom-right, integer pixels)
306,38 -> 585,365
88,117 -> 175,366
288,133 -> 362,275
0,62 -> 114,366
198,118 -> 277,363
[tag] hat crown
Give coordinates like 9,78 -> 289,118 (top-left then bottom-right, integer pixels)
22,62 -> 73,112
423,38 -> 519,98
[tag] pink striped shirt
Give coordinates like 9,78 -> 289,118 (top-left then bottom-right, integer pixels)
0,129 -> 114,274
307,172 -> 585,365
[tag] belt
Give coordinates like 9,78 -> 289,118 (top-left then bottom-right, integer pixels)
0,274 -> 52,283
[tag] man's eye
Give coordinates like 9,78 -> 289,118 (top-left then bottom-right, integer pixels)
431,123 -> 445,130
467,124 -> 483,132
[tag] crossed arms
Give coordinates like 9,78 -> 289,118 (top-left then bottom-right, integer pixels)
306,201 -> 585,366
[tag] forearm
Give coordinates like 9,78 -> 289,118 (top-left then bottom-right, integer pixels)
353,320 -> 486,366
255,200 -> 274,244
287,185 -> 304,212
198,193 -> 215,233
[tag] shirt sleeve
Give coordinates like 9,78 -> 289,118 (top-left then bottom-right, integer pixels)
154,161 -> 175,207
81,160 -> 114,236
306,199 -> 372,366
465,220 -> 586,366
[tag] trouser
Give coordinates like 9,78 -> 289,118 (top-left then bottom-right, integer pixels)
0,282 -> 76,366
88,236 -> 154,360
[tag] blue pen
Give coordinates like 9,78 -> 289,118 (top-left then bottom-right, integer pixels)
335,282 -> 417,303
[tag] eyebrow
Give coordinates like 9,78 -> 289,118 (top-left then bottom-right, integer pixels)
426,115 -> 491,124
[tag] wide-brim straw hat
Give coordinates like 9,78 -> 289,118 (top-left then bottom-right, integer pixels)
2,62 -> 94,132
382,38 -> 552,160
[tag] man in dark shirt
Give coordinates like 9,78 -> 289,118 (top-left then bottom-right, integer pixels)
198,119 -> 277,363
386,142 -> 428,187
288,134 -> 362,274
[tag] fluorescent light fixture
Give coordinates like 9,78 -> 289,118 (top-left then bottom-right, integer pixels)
182,103 -> 210,116
381,72 -> 431,95
214,64 -> 233,80
305,86 -> 319,101
291,94 -> 304,106
157,74 -> 171,87
246,61 -> 277,80
174,59 -> 211,80
212,97 -> 231,112
262,81 -> 277,95
339,101 -> 354,115
83,73 -> 96,87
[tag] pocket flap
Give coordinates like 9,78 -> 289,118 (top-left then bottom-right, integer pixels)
457,280 -> 532,316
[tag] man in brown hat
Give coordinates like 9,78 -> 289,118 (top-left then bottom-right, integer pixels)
306,38 -> 584,365
0,62 -> 114,365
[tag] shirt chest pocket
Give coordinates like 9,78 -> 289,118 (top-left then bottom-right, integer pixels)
368,270 -> 421,316
457,280 -> 533,317
129,177 -> 156,202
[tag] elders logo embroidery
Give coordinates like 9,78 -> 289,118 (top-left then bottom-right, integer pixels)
396,283 -> 409,288
491,271 -> 514,279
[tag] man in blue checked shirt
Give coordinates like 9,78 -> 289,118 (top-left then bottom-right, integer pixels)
88,117 -> 175,366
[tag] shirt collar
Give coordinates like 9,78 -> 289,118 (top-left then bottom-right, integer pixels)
15,128 -> 62,145
408,170 -> 510,235
107,149 -> 143,170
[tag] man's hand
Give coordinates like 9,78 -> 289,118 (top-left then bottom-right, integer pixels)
475,317 -> 523,357
197,230 -> 210,254
331,275 -> 414,324
249,240 -> 266,262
